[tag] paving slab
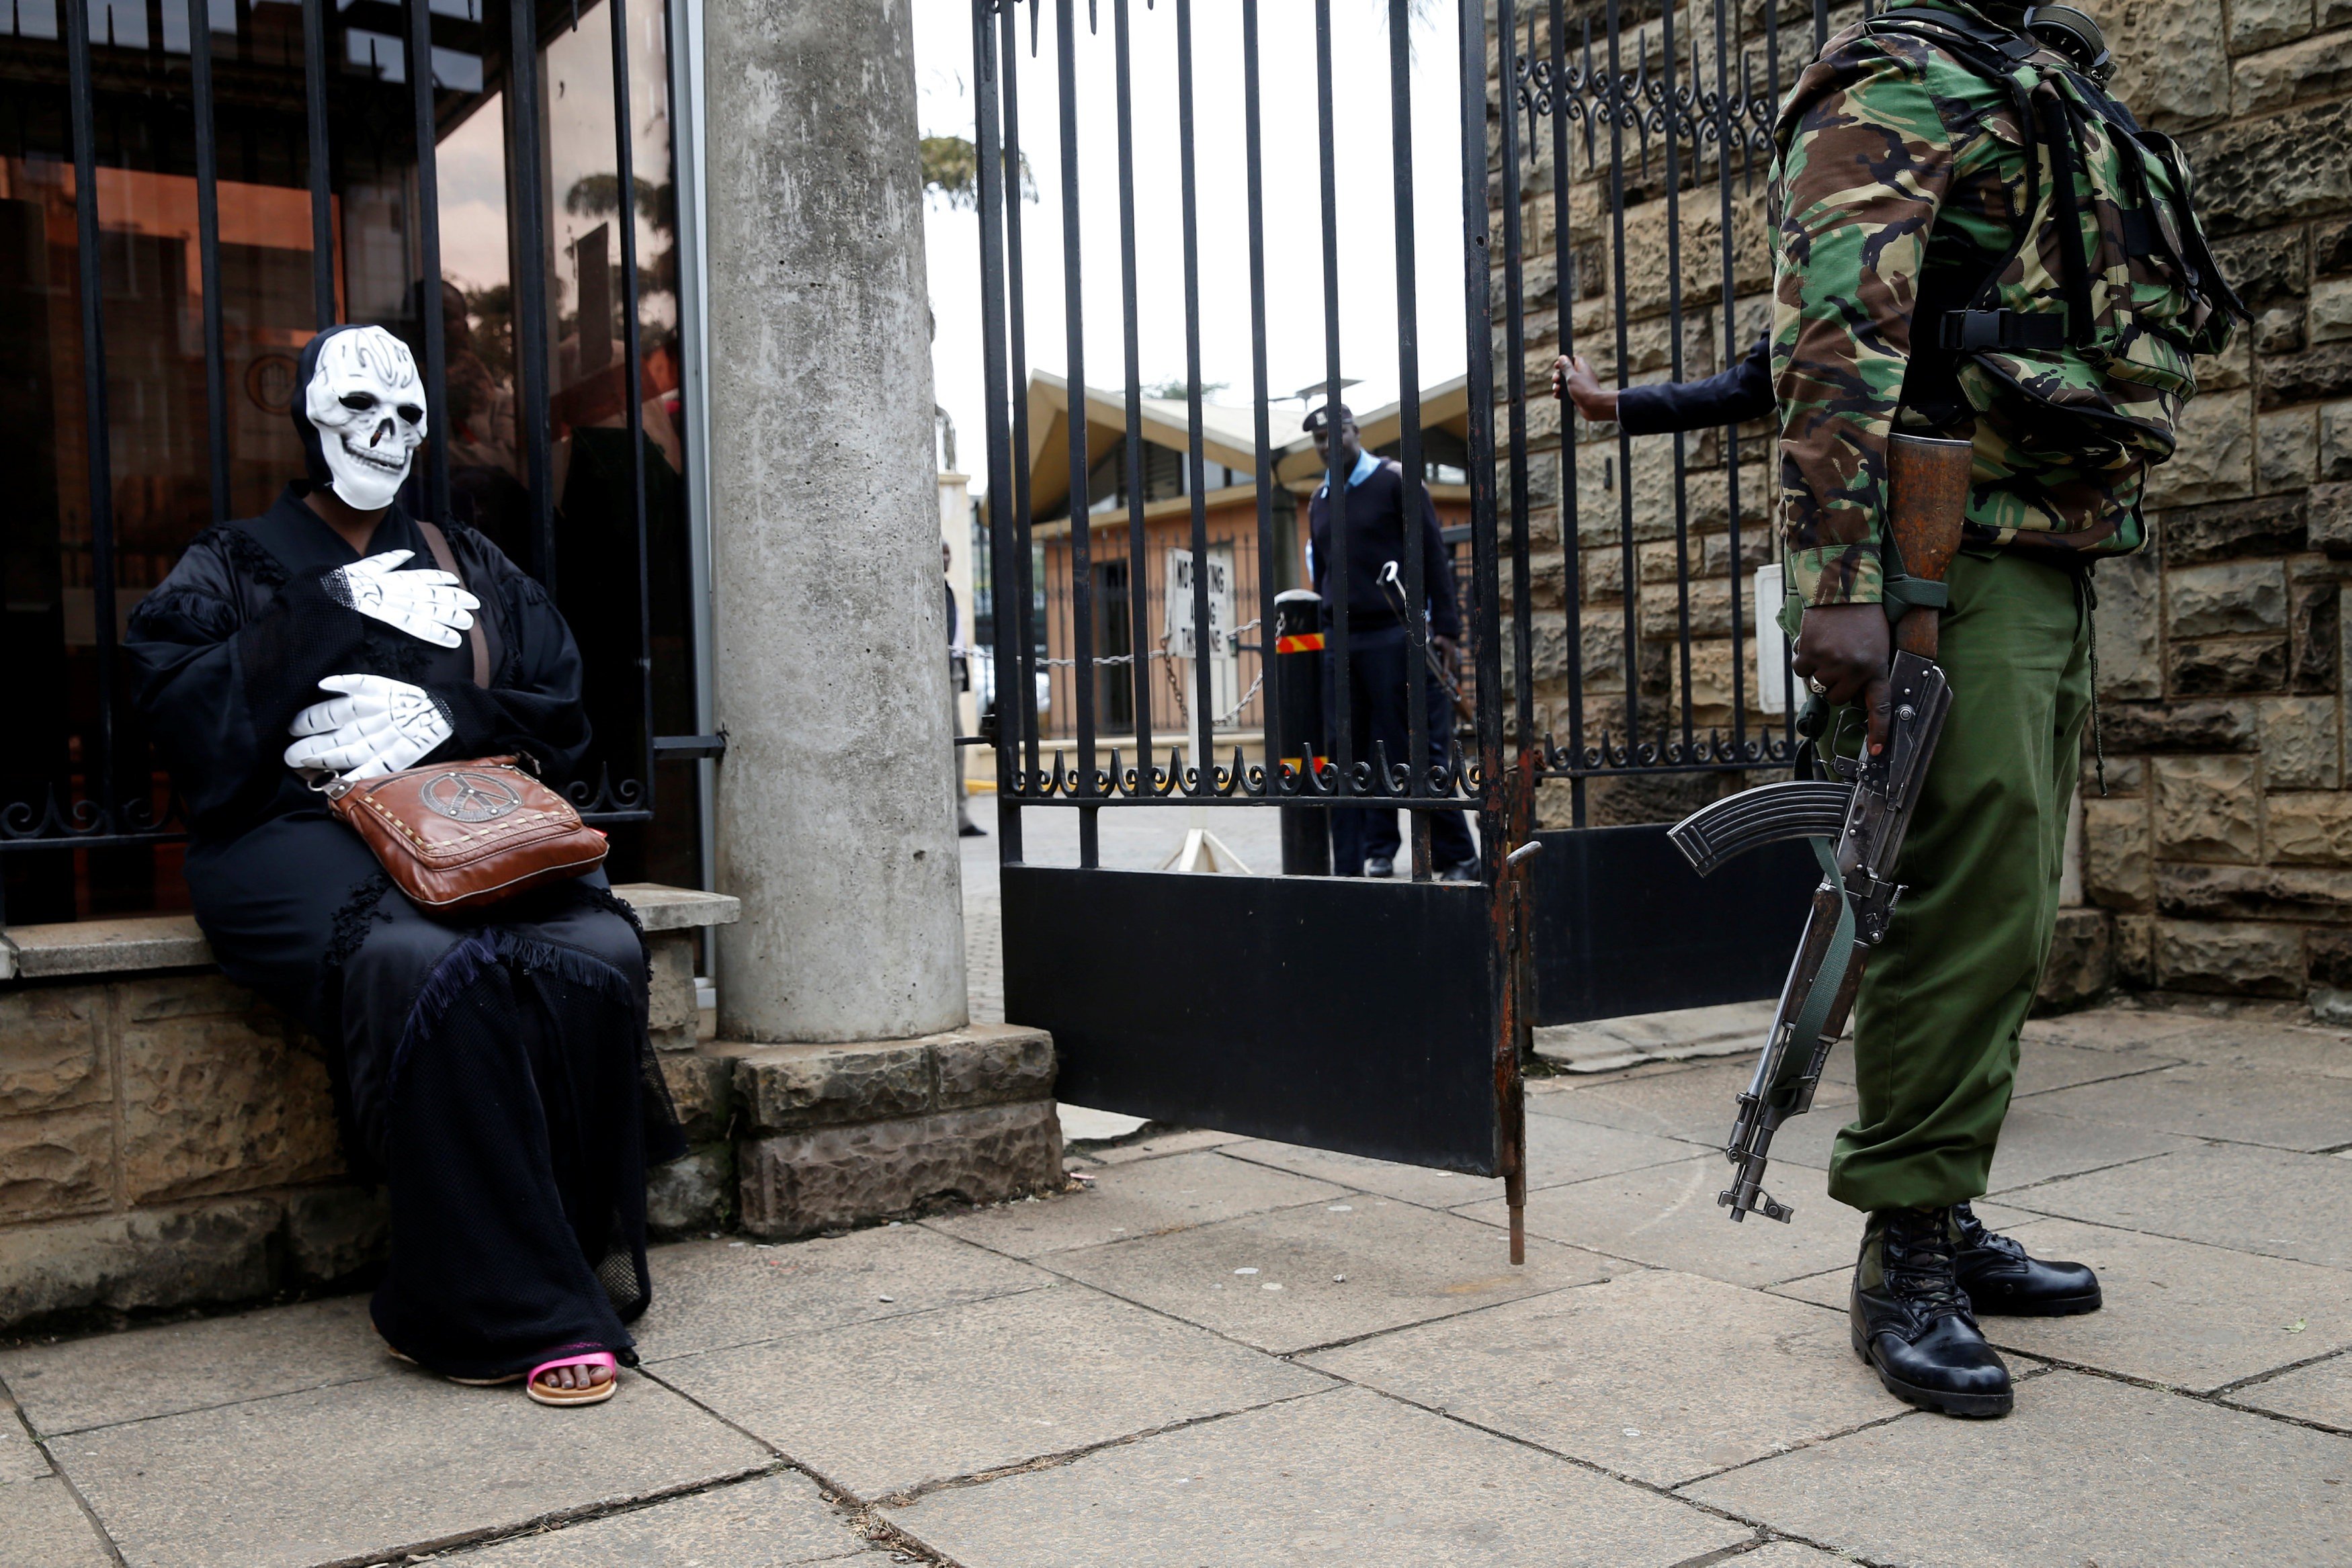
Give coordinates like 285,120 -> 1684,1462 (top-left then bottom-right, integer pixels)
1728,1545 -> 1852,1567
2233,1352 -> 2352,1432
1220,1115 -> 1695,1209
883,1384 -> 1745,1568
2019,1008 -> 2214,1053
1532,999 -> 1776,1072
1525,1056 -> 1720,1093
2012,1038 -> 2187,1096
1056,1104 -> 1150,1143
2007,1144 -> 2352,1270
1,1403 -> 45,1482
1081,1127 -> 1246,1164
1310,1270 -> 1894,1487
1530,1058 -> 1857,1171
1980,1105 -> 2203,1194
634,1227 -> 1050,1362
2140,1020 -> 2352,1078
1684,1369 -> 2352,1567
923,1150 -> 1345,1258
1772,1215 -> 2352,1392
0,1295 -> 384,1437
0,1474 -> 113,1568
651,1281 -> 1329,1501
2021,1061 -> 2352,1152
1461,1156 -> 1853,1288
1533,1055 -> 1858,1139
1823,1037 -> 2183,1098
446,1473 -> 871,1566
1048,1194 -> 1622,1354
49,1365 -> 771,1568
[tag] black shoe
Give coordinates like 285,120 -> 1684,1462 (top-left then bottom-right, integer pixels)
1951,1201 -> 2101,1317
958,821 -> 987,838
1851,1206 -> 2013,1419
1436,859 -> 1479,883
1365,854 -> 1395,879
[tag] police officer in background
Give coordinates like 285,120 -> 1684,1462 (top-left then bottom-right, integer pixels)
1304,402 -> 1476,881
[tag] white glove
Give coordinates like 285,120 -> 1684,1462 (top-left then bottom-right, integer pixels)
321,550 -> 479,648
284,674 -> 455,780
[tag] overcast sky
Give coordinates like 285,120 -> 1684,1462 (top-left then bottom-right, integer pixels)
910,0 -> 1470,500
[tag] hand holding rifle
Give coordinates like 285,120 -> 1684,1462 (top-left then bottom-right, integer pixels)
1669,433 -> 1974,1224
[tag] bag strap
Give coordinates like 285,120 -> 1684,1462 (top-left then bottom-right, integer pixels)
416,518 -> 490,690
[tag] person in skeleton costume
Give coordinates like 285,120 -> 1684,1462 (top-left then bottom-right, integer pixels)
126,324 -> 681,1407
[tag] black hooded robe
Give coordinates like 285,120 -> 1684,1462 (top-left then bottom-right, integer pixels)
124,484 -> 683,1382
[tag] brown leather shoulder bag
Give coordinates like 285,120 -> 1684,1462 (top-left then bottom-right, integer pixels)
316,521 -> 606,912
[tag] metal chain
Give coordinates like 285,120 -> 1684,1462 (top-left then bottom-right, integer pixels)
968,620 -> 1267,728
989,617 -> 1264,670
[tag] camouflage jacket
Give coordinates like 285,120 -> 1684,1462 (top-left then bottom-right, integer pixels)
1770,0 -> 2142,608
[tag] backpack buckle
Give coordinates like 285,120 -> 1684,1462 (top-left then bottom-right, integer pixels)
1942,310 -> 2008,351
1940,308 -> 2066,352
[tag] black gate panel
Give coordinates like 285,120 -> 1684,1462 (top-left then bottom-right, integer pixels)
1003,866 -> 1499,1175
1529,824 -> 1814,1026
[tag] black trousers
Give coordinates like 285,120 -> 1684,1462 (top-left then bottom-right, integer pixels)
1321,625 -> 1476,873
186,816 -> 666,1380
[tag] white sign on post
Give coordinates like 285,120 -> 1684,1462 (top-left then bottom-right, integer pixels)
1162,548 -> 1232,660
1753,562 -> 1791,716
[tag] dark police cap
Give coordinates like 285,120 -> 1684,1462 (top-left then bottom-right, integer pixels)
1302,402 -> 1354,435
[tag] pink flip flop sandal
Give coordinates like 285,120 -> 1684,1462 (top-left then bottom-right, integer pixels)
526,1350 -> 620,1407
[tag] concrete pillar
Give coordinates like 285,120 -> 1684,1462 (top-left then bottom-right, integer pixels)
702,0 -> 966,1042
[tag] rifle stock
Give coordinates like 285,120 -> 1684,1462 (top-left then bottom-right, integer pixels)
1887,433 -> 1974,660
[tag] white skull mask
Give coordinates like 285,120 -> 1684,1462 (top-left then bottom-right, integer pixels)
302,326 -> 427,511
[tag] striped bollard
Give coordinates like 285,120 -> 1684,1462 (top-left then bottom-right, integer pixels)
1273,589 -> 1331,876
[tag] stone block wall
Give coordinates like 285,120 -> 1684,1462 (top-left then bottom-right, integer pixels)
0,973 -> 372,1330
0,893 -> 731,1332
710,1025 -> 1062,1241
1490,0 -> 2352,1008
0,897 -> 1064,1330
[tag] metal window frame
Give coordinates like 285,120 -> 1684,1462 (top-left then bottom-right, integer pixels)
0,0 -> 718,918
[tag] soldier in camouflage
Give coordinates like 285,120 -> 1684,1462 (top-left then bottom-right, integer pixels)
1774,0 -> 2143,1419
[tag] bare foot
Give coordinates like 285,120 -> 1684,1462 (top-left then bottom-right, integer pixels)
536,1361 -> 616,1393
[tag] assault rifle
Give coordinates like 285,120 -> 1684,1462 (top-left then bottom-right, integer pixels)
1667,432 -> 1975,1223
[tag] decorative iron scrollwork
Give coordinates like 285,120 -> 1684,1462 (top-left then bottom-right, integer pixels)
1515,8 -> 1777,187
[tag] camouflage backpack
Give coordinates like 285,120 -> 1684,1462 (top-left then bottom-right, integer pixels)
1869,4 -> 2250,469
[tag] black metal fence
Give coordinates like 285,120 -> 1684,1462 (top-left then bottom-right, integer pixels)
0,0 -> 709,925
972,0 -> 1507,885
971,0 -> 1832,873
1500,0 -> 1833,832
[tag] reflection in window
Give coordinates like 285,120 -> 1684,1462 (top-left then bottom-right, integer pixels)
0,0 -> 702,919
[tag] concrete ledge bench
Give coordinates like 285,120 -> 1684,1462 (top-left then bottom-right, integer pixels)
0,885 -> 1062,1333
0,887 -> 761,1333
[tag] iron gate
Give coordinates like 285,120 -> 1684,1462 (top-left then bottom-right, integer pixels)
1501,0 -> 1842,1025
974,0 -> 1839,1209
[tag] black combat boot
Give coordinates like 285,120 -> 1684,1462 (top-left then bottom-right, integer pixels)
1851,1206 -> 2013,1418
1951,1201 -> 2102,1316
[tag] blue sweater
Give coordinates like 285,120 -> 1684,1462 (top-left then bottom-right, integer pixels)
1307,458 -> 1462,640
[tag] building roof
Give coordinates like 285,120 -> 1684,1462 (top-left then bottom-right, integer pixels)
995,370 -> 1472,523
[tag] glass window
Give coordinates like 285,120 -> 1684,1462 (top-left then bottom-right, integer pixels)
0,0 -> 702,922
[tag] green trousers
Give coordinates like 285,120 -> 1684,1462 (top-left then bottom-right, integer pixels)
1824,550 -> 2092,1214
